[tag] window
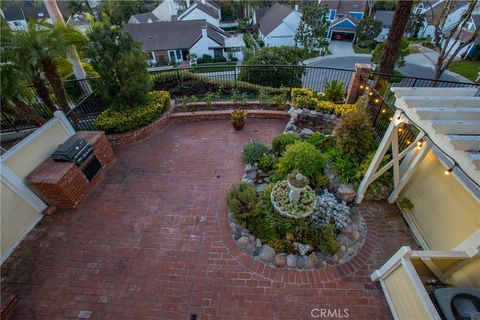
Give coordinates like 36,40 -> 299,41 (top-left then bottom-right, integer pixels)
175,49 -> 182,60
169,51 -> 176,62
213,48 -> 223,57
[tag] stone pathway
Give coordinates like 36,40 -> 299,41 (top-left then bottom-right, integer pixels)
1,119 -> 418,319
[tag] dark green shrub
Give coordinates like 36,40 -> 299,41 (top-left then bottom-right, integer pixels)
226,183 -> 261,223
95,91 -> 170,133
242,142 -> 271,165
276,141 -> 325,186
336,103 -> 373,159
327,147 -> 360,184
306,132 -> 335,152
212,56 -> 227,63
246,200 -> 339,254
272,133 -> 300,155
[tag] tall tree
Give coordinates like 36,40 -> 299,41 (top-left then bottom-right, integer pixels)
5,20 -> 86,113
356,16 -> 382,45
372,37 -> 410,68
99,0 -> 147,25
428,0 -> 479,80
85,21 -> 149,110
294,3 -> 329,52
406,11 -> 425,38
375,0 -> 414,83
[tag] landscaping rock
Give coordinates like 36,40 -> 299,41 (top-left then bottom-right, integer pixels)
299,128 -> 314,138
255,238 -> 262,248
297,243 -> 311,256
296,256 -> 305,269
237,236 -> 249,246
352,230 -> 360,241
286,254 -> 297,268
304,257 -> 313,269
336,184 -> 356,203
246,171 -> 257,180
259,245 -> 276,262
255,183 -> 267,193
274,254 -> 287,267
245,164 -> 256,173
241,178 -> 255,186
308,253 -> 319,266
244,243 -> 256,255
232,227 -> 241,240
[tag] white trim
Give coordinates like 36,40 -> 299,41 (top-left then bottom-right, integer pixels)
398,206 -> 430,250
371,246 -> 412,281
0,212 -> 43,264
453,230 -> 480,252
379,279 -> 399,320
0,164 -> 47,212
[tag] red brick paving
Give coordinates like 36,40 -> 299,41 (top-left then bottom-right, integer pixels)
1,119 -> 418,320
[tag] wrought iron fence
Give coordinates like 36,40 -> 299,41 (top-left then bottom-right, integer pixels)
65,92 -> 105,131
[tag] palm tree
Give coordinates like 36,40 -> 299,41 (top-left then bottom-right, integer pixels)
4,19 -> 86,113
0,63 -> 47,127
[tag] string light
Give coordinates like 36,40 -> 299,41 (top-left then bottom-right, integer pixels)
416,139 -> 424,149
398,128 -> 403,132
369,92 -> 373,96
444,168 -> 453,176
375,98 -> 380,103
360,85 -> 364,89
406,140 -> 411,145
389,117 -> 393,121
382,109 -> 387,113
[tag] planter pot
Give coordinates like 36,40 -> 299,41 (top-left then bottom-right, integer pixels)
232,121 -> 245,130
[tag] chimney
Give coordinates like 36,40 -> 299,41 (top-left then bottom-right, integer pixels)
201,0 -> 205,4
294,4 -> 299,11
147,18 -> 152,23
186,0 -> 191,7
201,26 -> 207,39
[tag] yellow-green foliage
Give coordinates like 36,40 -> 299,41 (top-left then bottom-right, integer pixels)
95,90 -> 170,133
291,88 -> 357,116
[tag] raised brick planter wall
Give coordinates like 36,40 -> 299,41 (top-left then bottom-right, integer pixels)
107,104 -> 290,146
26,131 -> 115,209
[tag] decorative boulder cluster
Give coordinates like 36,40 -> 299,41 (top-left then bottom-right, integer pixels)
311,189 -> 351,230
241,163 -> 269,193
285,108 -> 340,136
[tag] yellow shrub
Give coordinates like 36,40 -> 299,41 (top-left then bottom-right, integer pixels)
291,87 -> 359,117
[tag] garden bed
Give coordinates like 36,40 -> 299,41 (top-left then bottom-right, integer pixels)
173,101 -> 290,113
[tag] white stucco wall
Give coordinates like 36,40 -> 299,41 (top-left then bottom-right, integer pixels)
261,11 -> 300,47
189,32 -> 219,57
179,9 -> 219,27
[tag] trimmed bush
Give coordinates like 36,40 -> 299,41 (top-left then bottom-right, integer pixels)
291,88 -> 357,116
227,183 -> 261,223
258,154 -> 276,172
336,99 -> 373,159
276,141 -> 325,186
154,71 -> 289,99
95,91 -> 170,133
272,133 -> 300,155
242,142 -> 271,165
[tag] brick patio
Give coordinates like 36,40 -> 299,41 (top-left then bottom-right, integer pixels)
1,119 -> 418,320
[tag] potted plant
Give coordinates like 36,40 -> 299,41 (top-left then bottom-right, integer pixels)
231,109 -> 246,130
324,80 -> 346,104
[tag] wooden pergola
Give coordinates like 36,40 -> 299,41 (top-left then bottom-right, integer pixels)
356,87 -> 480,204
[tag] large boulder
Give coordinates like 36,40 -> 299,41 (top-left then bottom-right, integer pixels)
259,244 -> 276,262
274,254 -> 287,267
336,184 -> 356,203
286,254 -> 297,268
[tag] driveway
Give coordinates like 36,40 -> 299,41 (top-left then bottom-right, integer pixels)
0,119 -> 418,319
307,55 -> 459,81
328,40 -> 355,56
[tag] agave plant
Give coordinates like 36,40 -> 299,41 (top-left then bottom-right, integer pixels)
324,80 -> 346,103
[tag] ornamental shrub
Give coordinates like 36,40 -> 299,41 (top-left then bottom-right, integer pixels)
258,154 -> 276,172
291,88 -> 357,116
272,133 -> 300,155
242,142 -> 271,165
336,101 -> 373,159
276,141 -> 325,186
306,132 -> 335,152
227,183 -> 261,223
324,80 -> 346,102
95,90 -> 170,133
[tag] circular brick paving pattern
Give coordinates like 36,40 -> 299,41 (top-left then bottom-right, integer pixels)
1,119 -> 418,319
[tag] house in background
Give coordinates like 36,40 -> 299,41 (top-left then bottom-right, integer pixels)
374,10 -> 395,42
177,0 -> 221,27
151,0 -> 182,21
128,12 -> 160,24
0,0 -> 68,30
253,3 -> 301,47
125,19 -> 245,65
319,0 -> 367,42
416,1 -> 480,59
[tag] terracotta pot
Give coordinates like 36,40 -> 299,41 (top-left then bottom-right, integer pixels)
232,121 -> 245,130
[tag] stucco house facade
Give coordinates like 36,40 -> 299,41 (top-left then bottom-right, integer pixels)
254,3 -> 301,47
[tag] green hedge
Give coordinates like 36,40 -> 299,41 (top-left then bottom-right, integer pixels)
152,70 -> 289,98
95,91 -> 170,133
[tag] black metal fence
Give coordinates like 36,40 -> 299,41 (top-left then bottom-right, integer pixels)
2,65 -> 479,134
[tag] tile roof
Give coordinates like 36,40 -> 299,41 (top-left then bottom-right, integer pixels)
319,0 -> 367,14
258,3 -> 294,36
125,19 -> 229,51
